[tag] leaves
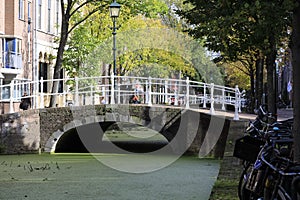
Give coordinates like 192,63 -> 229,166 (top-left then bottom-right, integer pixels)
64,0 -> 217,85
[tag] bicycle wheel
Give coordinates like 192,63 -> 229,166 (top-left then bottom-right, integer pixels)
264,185 -> 288,200
239,163 -> 265,200
238,163 -> 253,200
277,188 -> 288,200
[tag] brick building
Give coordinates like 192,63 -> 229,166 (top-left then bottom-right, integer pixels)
0,0 -> 61,112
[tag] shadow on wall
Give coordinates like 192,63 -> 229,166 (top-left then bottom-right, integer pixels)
0,111 -> 40,154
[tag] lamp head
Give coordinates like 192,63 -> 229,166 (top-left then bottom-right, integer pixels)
109,1 -> 121,18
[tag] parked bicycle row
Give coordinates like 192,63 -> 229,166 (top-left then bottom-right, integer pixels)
233,105 -> 300,200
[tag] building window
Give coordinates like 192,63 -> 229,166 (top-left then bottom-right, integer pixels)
3,38 -> 22,69
19,0 -> 25,20
48,0 -> 51,32
38,0 -> 42,29
39,62 -> 48,92
56,0 -> 59,35
0,39 -> 2,67
28,1 -> 31,32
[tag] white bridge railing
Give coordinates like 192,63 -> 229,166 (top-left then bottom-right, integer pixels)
0,75 -> 243,120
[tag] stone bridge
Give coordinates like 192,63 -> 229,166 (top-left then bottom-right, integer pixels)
0,104 -> 248,158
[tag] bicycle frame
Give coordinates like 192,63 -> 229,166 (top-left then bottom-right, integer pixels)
261,147 -> 300,200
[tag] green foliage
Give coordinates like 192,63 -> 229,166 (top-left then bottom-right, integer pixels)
177,0 -> 295,59
210,179 -> 239,200
63,0 -> 222,90
176,0 -> 297,96
80,26 -> 220,84
222,62 -> 251,90
63,0 -> 169,78
119,48 -> 195,78
120,0 -> 168,18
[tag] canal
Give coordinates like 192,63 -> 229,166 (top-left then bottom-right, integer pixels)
0,123 -> 220,200
0,154 -> 219,200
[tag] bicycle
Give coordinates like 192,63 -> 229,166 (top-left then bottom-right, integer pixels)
260,144 -> 300,200
235,119 -> 294,200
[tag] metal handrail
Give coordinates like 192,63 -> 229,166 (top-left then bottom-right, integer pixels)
0,74 -> 243,119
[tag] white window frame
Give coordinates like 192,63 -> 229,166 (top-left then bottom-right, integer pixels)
56,0 -> 60,35
18,0 -> 25,20
48,0 -> 52,33
38,0 -> 42,30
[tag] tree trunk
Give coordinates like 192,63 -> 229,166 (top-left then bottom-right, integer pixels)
266,40 -> 277,121
49,11 -> 69,107
292,1 -> 300,162
249,66 -> 255,113
255,52 -> 264,108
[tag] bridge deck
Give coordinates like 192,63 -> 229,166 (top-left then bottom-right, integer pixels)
130,103 -> 293,121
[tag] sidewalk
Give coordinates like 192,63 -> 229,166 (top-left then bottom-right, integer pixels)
277,108 -> 293,120
231,108 -> 294,121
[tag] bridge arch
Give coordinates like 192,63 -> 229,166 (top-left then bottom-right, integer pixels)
0,104 -> 236,159
44,113 -> 174,154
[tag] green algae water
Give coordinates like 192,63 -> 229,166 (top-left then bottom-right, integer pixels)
0,154 -> 219,200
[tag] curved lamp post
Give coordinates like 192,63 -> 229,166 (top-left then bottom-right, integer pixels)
109,1 -> 121,76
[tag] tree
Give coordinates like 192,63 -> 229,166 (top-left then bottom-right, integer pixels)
176,0 -> 300,162
64,2 -> 214,83
78,25 -> 213,82
291,0 -> 300,162
51,0 -> 169,107
222,61 -> 251,90
176,0 -> 294,116
50,0 -> 111,107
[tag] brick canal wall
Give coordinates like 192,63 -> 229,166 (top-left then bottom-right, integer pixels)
0,110 -> 40,154
209,119 -> 249,199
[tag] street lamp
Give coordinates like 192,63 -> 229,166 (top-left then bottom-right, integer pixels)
109,1 -> 121,76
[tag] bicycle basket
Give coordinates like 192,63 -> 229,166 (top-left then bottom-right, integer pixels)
233,135 -> 265,163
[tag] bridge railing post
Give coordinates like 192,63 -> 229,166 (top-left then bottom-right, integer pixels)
102,86 -> 106,104
238,88 -> 242,113
145,80 -> 148,104
234,85 -> 240,120
74,77 -> 79,106
203,83 -> 207,108
221,87 -> 225,110
9,80 -> 14,113
110,73 -> 115,105
117,82 -> 121,104
185,77 -> 190,109
147,77 -> 152,106
210,83 -> 215,115
160,79 -> 163,104
159,87 -> 162,104
40,77 -> 44,108
174,82 -> 178,106
90,85 -> 93,105
164,80 -> 168,104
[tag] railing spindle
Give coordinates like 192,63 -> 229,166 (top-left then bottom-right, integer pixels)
185,77 -> 190,109
147,77 -> 152,106
210,83 -> 215,115
40,77 -> 44,108
9,80 -> 14,113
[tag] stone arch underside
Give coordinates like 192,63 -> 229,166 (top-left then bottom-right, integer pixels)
44,114 -> 177,153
